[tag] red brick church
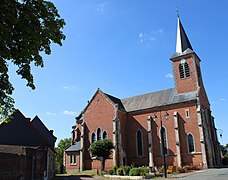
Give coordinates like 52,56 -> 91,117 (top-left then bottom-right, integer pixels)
64,16 -> 222,173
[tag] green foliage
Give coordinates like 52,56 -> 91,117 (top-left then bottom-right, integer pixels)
222,154 -> 228,165
123,166 -> 131,176
129,168 -> 141,176
0,0 -> 66,119
176,166 -> 188,173
139,166 -> 149,176
89,139 -> 114,171
107,169 -> 114,175
89,139 -> 114,159
55,138 -> 72,173
112,165 -> 118,175
220,144 -> 228,156
220,144 -> 228,166
116,167 -> 124,176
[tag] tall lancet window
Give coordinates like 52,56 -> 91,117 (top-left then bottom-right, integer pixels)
103,131 -> 107,139
179,61 -> 190,79
97,128 -> 102,140
136,129 -> 143,156
91,132 -> 96,143
187,133 -> 195,153
161,127 -> 168,155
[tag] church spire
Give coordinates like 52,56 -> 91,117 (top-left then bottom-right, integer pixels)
176,16 -> 193,53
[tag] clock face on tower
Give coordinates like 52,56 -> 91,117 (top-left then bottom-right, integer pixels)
180,59 -> 186,64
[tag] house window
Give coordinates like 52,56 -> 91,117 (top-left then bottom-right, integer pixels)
179,62 -> 191,79
187,133 -> 195,153
161,127 -> 168,155
91,132 -> 96,143
97,128 -> 102,140
136,129 -> 143,156
185,109 -> 190,118
70,154 -> 76,164
103,131 -> 107,139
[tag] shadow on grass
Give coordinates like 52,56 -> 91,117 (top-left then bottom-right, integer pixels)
52,174 -> 95,179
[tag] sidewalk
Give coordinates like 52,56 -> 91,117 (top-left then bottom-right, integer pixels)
166,169 -> 209,179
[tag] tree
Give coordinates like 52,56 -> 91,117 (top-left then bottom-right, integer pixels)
220,144 -> 228,166
55,138 -> 72,174
0,0 -> 66,120
89,139 -> 114,171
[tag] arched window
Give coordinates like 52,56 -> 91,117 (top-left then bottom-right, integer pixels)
97,128 -> 102,141
91,132 -> 96,143
136,129 -> 143,156
179,62 -> 190,79
103,131 -> 107,139
161,127 -> 168,155
187,133 -> 195,153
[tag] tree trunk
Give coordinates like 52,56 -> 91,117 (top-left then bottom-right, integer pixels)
100,157 -> 105,171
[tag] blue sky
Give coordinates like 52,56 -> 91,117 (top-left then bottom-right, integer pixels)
10,0 -> 228,145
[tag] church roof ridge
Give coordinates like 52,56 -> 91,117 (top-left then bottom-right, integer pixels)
121,88 -> 175,101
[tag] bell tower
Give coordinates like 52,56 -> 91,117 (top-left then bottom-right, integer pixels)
170,16 -> 203,94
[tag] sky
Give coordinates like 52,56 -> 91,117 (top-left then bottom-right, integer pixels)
10,0 -> 228,146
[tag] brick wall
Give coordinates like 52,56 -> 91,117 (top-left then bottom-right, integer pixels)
65,151 -> 80,173
173,56 -> 197,94
83,91 -> 115,170
125,102 -> 203,168
0,145 -> 52,179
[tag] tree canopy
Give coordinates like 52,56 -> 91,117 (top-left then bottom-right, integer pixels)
55,138 -> 72,174
89,139 -> 114,171
0,0 -> 66,119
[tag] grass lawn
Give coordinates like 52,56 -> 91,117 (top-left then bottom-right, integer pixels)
52,170 -> 99,180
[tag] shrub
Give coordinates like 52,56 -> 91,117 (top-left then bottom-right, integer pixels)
117,167 -> 124,176
139,166 -> 149,176
113,165 -> 118,175
123,166 -> 131,176
107,169 -> 114,175
177,166 -> 188,173
186,165 -> 193,171
129,167 -> 141,176
158,166 -> 164,173
222,154 -> 228,165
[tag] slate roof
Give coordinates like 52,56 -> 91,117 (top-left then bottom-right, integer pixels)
65,141 -> 81,152
103,88 -> 197,113
31,116 -> 57,148
104,93 -> 125,110
0,110 -> 56,150
178,18 -> 193,52
120,88 -> 197,112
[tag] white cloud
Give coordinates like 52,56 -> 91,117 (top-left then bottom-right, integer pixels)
220,98 -> 226,101
138,32 -> 155,43
165,73 -> 174,78
63,110 -> 77,116
63,86 -> 77,92
96,1 -> 109,12
46,112 -> 56,116
138,29 -> 164,46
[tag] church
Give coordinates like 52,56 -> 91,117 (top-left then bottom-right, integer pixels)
64,16 -> 222,173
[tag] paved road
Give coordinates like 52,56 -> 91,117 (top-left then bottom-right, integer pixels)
171,168 -> 228,180
62,176 -> 98,180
